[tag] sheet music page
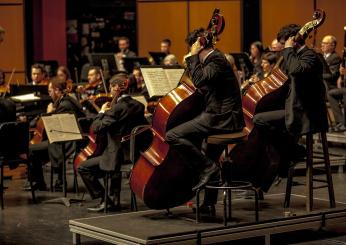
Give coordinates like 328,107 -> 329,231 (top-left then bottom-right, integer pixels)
42,113 -> 82,143
10,93 -> 41,102
141,68 -> 171,97
164,68 -> 185,89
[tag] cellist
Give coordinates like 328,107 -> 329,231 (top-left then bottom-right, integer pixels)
25,78 -> 85,191
78,73 -> 147,212
165,28 -> 244,212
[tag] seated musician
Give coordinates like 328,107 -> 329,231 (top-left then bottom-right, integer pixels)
31,63 -> 49,85
115,36 -> 136,72
77,66 -> 106,99
27,78 -> 85,191
251,24 -> 328,190
165,28 -> 244,212
56,66 -> 74,94
0,69 -> 10,95
128,66 -> 144,94
78,73 -> 147,212
241,51 -> 278,92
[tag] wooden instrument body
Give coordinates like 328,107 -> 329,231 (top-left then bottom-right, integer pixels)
130,76 -> 204,209
30,117 -> 46,145
242,67 -> 288,133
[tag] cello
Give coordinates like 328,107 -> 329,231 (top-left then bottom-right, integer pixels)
130,9 -> 225,209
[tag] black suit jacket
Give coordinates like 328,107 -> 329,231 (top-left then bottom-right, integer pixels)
185,49 -> 245,132
323,52 -> 342,89
48,95 -> 85,168
92,96 -> 147,171
281,46 -> 328,136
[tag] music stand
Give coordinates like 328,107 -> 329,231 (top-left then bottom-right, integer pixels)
90,53 -> 118,79
230,53 -> 254,80
41,113 -> 84,207
122,57 -> 150,73
148,51 -> 167,65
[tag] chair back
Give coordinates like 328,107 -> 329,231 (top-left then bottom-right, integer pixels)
0,121 -> 29,158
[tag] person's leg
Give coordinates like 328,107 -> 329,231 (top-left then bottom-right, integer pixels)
327,88 -> 344,126
166,119 -> 212,172
78,156 -> 105,200
28,141 -> 49,189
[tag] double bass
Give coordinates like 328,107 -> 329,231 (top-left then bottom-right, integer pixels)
130,9 -> 225,209
229,10 -> 326,190
241,9 -> 326,132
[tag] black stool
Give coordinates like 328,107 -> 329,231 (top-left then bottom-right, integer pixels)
195,131 -> 260,226
284,132 -> 336,212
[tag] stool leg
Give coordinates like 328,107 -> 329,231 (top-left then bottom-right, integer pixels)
228,188 -> 232,221
196,188 -> 202,223
223,189 -> 228,226
321,133 -> 336,208
284,167 -> 295,208
104,173 -> 109,214
252,188 -> 259,222
306,134 -> 313,212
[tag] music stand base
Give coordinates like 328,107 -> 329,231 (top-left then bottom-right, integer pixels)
43,197 -> 84,207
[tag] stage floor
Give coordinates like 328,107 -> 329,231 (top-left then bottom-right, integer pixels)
0,148 -> 346,244
69,193 -> 346,245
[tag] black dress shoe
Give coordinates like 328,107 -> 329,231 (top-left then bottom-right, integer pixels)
193,204 -> 216,216
87,202 -> 121,212
87,202 -> 106,212
192,163 -> 220,192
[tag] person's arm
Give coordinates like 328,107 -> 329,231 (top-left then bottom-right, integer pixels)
185,54 -> 224,88
92,103 -> 123,133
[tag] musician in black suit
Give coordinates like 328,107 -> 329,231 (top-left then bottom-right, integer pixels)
28,78 -> 85,190
0,98 -> 16,123
78,73 -> 147,212
321,35 -> 346,131
252,24 -> 328,190
165,28 -> 245,210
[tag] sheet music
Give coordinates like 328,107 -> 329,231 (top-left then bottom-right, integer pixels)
10,93 -> 41,102
141,68 -> 171,97
42,113 -> 82,144
141,67 -> 185,97
164,68 -> 185,89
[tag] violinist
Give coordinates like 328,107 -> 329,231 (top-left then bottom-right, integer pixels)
241,51 -> 278,93
26,78 -> 84,191
57,66 -> 74,94
251,24 -> 328,190
0,69 -> 9,95
249,41 -> 264,75
165,28 -> 244,211
78,73 -> 147,212
30,63 -> 49,85
77,66 -> 106,99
